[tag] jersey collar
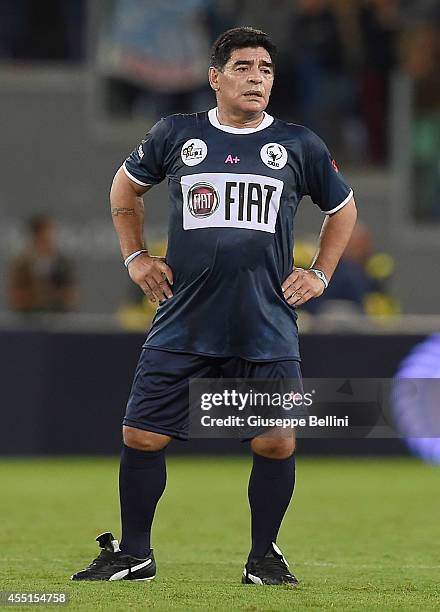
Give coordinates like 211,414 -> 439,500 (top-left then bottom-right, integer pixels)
208,107 -> 274,134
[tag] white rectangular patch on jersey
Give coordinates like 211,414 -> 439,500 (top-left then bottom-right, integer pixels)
181,173 -> 284,233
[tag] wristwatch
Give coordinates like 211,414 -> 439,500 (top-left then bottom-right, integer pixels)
308,268 -> 328,289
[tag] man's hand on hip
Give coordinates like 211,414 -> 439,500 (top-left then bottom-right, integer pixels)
128,254 -> 174,303
281,268 -> 324,307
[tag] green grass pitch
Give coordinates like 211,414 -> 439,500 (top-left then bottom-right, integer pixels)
1,456 -> 439,611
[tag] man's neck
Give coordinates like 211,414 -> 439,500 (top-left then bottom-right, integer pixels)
216,107 -> 265,130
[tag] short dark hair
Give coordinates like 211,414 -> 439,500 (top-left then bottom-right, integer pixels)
210,27 -> 277,72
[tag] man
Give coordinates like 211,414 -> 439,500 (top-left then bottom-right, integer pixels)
72,27 -> 356,585
8,214 -> 77,313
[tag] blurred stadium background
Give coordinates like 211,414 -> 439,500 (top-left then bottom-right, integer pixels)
1,1 -> 440,608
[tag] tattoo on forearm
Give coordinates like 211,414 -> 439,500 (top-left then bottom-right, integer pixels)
112,207 -> 136,216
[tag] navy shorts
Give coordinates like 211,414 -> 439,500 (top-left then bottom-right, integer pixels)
123,348 -> 303,440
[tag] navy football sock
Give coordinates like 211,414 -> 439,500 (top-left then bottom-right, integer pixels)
119,444 -> 166,559
248,452 -> 295,559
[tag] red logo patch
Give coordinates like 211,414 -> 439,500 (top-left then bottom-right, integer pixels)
187,183 -> 219,218
331,159 -> 339,173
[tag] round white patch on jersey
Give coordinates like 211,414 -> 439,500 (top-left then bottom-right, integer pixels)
260,143 -> 288,170
181,139 -> 208,166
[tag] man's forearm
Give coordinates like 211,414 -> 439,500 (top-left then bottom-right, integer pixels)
311,198 -> 357,281
111,196 -> 145,260
110,167 -> 150,259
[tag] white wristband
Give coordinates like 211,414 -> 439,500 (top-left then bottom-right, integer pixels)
309,268 -> 329,289
124,249 -> 148,268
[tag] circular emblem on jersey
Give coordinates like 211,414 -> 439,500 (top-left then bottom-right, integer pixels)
260,143 -> 288,170
187,182 -> 219,218
181,139 -> 208,166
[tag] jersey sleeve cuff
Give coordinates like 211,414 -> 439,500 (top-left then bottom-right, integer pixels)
123,162 -> 151,187
322,189 -> 353,215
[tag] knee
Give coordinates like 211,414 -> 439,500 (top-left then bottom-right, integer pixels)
123,426 -> 171,452
251,434 -> 295,459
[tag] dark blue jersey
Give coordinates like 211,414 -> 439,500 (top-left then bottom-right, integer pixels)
124,108 -> 353,361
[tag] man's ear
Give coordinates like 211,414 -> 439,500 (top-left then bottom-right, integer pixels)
208,67 -> 219,92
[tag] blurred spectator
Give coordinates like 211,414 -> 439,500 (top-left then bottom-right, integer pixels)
0,0 -> 85,62
401,22 -> 440,113
401,20 -> 440,220
357,0 -> 400,164
97,0 -> 217,118
299,222 -> 397,316
8,215 -> 77,313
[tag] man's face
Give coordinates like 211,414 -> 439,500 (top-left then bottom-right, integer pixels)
210,47 -> 274,115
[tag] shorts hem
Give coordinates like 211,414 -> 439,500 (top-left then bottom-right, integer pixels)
122,418 -> 188,441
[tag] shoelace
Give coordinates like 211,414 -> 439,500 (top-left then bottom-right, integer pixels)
253,557 -> 292,579
85,551 -> 115,570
